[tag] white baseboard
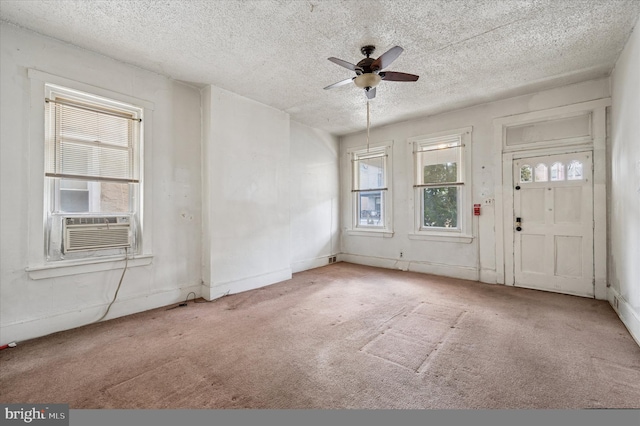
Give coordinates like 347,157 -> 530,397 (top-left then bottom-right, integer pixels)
0,283 -> 202,346
607,287 -> 640,348
480,268 -> 498,284
202,267 -> 292,300
291,255 -> 336,273
340,253 -> 479,281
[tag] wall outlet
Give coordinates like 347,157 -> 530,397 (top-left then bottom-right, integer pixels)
483,198 -> 494,205
613,296 -> 619,310
400,251 -> 404,258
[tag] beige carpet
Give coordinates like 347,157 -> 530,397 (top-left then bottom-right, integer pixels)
1,263 -> 639,409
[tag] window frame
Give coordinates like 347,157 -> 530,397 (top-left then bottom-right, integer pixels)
25,70 -> 154,278
43,83 -> 144,262
408,127 -> 473,243
346,142 -> 393,237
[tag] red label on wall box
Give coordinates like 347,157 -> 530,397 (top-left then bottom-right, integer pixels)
473,204 -> 481,215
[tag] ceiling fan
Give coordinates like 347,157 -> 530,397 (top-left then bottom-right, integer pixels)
323,45 -> 419,99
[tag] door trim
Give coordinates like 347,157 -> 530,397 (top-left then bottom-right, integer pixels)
493,98 -> 609,299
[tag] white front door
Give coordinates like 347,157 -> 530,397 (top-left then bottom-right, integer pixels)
512,151 -> 594,297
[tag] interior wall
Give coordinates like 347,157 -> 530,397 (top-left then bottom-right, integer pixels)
0,23 -> 203,345
340,78 -> 610,284
290,121 -> 340,272
201,85 -> 292,299
610,24 -> 640,344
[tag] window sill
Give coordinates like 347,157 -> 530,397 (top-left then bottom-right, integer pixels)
347,229 -> 394,238
408,232 -> 474,243
26,254 -> 153,280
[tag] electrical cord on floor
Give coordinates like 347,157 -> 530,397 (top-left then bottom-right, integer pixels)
195,290 -> 230,303
165,289 -> 232,310
96,247 -> 129,323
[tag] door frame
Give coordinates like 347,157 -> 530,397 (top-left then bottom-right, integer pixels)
493,98 -> 610,299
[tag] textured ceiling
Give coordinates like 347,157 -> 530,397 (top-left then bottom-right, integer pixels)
1,0 -> 639,135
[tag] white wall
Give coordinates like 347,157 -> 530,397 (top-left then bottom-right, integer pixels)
610,25 -> 640,345
290,121 -> 340,272
0,23 -> 342,345
340,78 -> 610,284
201,85 -> 292,299
0,23 -> 203,345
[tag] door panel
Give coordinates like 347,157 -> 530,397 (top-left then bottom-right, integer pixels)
513,151 -> 593,297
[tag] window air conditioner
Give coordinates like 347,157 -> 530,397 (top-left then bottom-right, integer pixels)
63,216 -> 131,253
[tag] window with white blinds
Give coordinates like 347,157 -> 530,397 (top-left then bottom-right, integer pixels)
414,135 -> 463,187
42,83 -> 144,261
45,96 -> 140,183
352,148 -> 387,192
348,144 -> 392,232
409,127 -> 472,239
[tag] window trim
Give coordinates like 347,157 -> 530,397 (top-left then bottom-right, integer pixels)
43,83 -> 144,261
26,69 -> 154,272
408,127 -> 473,243
346,142 -> 393,236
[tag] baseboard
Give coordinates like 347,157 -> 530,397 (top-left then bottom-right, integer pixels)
0,283 -> 202,346
340,253 -> 479,281
291,255 -> 337,273
480,268 -> 498,284
607,287 -> 640,348
202,267 -> 292,300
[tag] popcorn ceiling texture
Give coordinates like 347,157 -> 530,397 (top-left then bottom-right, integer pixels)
1,0 -> 638,135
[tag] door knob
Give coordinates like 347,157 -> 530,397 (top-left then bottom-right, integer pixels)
515,217 -> 522,231
515,185 -> 521,190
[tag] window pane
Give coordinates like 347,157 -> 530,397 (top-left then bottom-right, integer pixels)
550,162 -> 565,181
423,186 -> 458,228
418,146 -> 460,184
356,155 -> 385,190
567,160 -> 583,180
358,190 -> 383,227
534,163 -> 548,182
520,165 -> 532,183
57,179 -> 130,213
99,181 -> 131,213
424,163 -> 457,184
59,180 -> 89,212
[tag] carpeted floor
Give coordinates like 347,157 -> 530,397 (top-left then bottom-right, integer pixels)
1,263 -> 639,409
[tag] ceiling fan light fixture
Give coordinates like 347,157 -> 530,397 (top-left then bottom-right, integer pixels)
354,73 -> 382,89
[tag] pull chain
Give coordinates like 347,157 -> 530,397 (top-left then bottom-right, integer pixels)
366,100 -> 370,153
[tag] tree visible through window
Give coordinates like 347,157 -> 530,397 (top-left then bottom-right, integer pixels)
412,128 -> 471,237
423,163 -> 458,227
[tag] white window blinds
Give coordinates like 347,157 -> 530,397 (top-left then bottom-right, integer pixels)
45,97 -> 140,183
414,135 -> 463,187
352,149 -> 387,192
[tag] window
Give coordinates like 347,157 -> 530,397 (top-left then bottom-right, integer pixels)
349,144 -> 392,234
44,84 -> 143,261
550,162 -> 565,181
410,127 -> 472,242
567,160 -> 583,180
520,165 -> 533,183
534,163 -> 548,182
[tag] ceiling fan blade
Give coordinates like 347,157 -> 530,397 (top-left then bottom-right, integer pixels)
328,57 -> 358,71
380,71 -> 419,82
323,77 -> 355,90
371,46 -> 404,71
365,87 -> 376,100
